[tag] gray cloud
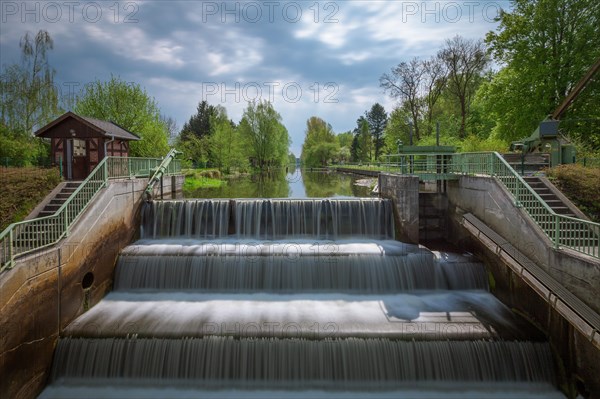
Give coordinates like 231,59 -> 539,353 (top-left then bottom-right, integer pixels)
0,0 -> 504,154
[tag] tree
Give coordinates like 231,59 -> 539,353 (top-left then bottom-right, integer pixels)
485,0 -> 600,146
366,103 -> 388,159
422,55 -> 447,135
208,106 -> 248,172
238,100 -> 290,168
74,75 -> 170,157
180,100 -> 216,140
337,131 -> 353,148
380,57 -> 424,140
0,30 -> 59,134
439,35 -> 489,138
336,131 -> 353,163
352,116 -> 372,162
384,106 -> 411,153
160,115 -> 179,144
301,116 -> 339,167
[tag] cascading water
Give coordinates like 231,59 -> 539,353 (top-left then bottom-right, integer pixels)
40,198 -> 563,398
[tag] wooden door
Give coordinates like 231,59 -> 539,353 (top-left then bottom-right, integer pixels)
71,138 -> 88,180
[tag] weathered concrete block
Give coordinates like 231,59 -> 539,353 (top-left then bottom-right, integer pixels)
379,174 -> 419,244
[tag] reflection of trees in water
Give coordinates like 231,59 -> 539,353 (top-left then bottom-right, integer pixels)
186,170 -> 371,198
249,169 -> 290,198
188,169 -> 289,198
303,171 -> 371,198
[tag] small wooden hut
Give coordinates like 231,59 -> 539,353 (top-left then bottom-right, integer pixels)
35,112 -> 140,180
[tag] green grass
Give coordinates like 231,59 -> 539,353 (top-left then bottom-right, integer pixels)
0,167 -> 61,231
183,168 -> 227,191
184,176 -> 226,190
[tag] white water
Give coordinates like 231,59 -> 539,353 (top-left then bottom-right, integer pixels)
49,337 -> 554,383
141,199 -> 395,239
64,291 -> 524,339
114,240 -> 487,292
40,384 -> 565,399
41,198 -> 563,398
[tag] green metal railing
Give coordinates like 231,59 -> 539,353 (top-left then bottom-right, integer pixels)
378,152 -> 599,258
0,154 -> 182,272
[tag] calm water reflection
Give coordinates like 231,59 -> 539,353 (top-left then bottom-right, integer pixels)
185,168 -> 374,198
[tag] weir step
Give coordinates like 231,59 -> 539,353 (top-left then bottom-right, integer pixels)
38,199 -> 565,397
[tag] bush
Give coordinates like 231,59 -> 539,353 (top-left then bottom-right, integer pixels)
546,164 -> 600,222
0,134 -> 50,167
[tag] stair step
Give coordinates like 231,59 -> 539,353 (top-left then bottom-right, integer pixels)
37,211 -> 55,218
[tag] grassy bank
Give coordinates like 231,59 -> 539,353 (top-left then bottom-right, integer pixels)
183,169 -> 227,192
0,167 -> 61,231
546,164 -> 600,223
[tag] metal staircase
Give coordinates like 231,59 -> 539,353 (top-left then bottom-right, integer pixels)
36,182 -> 82,218
522,177 -> 577,217
501,153 -> 550,175
1,153 -> 182,272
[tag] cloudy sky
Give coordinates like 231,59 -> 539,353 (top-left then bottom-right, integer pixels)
0,1 -> 507,155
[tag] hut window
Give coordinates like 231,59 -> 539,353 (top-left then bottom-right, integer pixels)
73,139 -> 86,156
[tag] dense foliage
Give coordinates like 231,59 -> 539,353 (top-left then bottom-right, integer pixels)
74,76 -> 170,157
301,117 -> 339,167
238,100 -> 290,169
485,0 -> 600,145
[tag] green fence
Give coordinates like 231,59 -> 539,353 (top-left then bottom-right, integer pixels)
577,157 -> 600,168
0,154 -> 181,272
378,152 -> 599,258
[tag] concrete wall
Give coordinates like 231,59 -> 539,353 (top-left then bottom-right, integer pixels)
446,176 -> 600,314
152,174 -> 185,200
419,193 -> 448,243
378,172 -> 600,396
333,167 -> 380,177
0,178 -> 151,399
378,174 -> 419,244
469,233 -> 600,398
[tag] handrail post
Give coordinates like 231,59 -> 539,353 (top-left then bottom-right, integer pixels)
8,229 -> 14,267
64,209 -> 69,237
554,215 -> 560,249
103,158 -> 108,187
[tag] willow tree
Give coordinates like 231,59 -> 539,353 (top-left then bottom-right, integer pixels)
0,30 -> 60,134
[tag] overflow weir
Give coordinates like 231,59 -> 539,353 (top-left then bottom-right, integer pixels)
39,198 -> 565,398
